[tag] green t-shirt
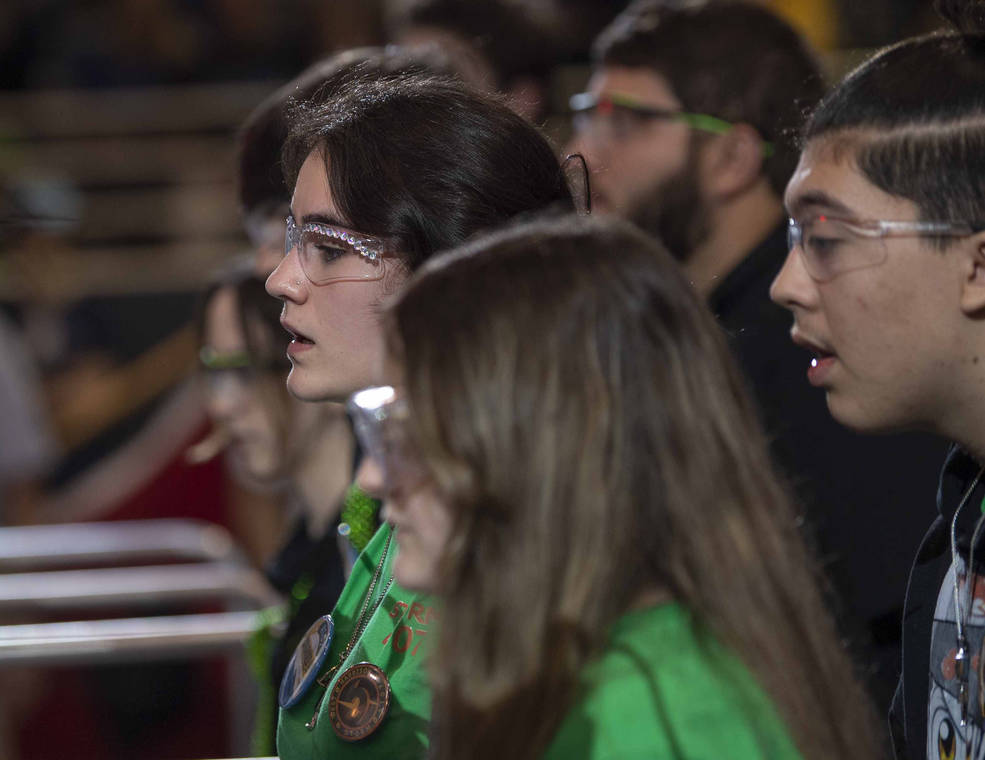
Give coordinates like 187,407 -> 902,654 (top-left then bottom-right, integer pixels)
277,524 -> 434,760
542,604 -> 803,760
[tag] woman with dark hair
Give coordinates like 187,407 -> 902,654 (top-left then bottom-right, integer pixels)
267,72 -> 573,401
197,270 -> 354,753
350,214 -> 881,760
769,2 -> 985,756
236,45 -> 457,276
265,72 -> 575,758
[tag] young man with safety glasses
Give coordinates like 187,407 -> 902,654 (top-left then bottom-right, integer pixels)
568,0 -> 944,719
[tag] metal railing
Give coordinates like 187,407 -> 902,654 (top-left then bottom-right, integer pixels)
0,609 -> 280,666
0,519 -> 242,573
0,563 -> 281,615
0,520 -> 286,757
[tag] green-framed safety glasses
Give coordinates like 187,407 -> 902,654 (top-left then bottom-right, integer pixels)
569,91 -> 774,157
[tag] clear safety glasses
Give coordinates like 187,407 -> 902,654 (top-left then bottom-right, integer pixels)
787,215 -> 985,282
347,386 -> 427,492
284,216 -> 389,285
198,346 -> 285,393
569,91 -> 774,156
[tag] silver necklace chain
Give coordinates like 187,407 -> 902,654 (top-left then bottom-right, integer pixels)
948,463 -> 985,727
304,530 -> 393,731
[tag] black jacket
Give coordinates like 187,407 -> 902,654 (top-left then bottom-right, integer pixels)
709,224 -> 945,718
890,446 -> 985,759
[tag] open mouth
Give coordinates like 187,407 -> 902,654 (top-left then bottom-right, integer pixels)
282,321 -> 315,345
792,329 -> 833,360
791,329 -> 837,385
810,349 -> 834,368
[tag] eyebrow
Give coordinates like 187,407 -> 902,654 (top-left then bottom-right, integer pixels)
288,209 -> 348,228
785,190 -> 854,218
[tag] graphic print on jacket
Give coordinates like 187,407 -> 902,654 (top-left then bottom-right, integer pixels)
929,560 -> 985,760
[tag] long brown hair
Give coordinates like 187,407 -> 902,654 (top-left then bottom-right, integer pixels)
386,215 -> 882,760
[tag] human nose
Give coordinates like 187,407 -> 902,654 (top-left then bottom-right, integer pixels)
265,247 -> 307,303
770,243 -> 818,312
355,456 -> 385,501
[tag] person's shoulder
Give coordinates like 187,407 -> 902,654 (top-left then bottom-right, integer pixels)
581,604 -> 720,715
543,604 -> 803,760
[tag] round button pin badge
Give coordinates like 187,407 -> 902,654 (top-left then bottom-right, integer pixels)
328,662 -> 391,741
279,614 -> 335,709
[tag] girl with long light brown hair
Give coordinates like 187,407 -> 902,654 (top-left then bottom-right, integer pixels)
350,214 -> 883,759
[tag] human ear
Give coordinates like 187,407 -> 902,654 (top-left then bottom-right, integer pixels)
703,124 -> 766,198
959,234 -> 985,315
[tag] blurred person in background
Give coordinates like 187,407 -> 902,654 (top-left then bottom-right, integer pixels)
198,269 -> 352,755
0,58 -> 245,760
352,214 -> 883,760
0,308 -> 57,524
25,0 -> 209,87
265,71 -> 576,759
568,0 -> 822,290
0,203 -> 57,524
383,0 -> 561,120
19,0 -> 309,88
567,0 -> 945,714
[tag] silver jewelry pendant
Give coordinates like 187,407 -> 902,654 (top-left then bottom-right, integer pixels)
956,636 -> 970,726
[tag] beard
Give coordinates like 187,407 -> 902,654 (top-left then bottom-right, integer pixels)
625,145 -> 711,263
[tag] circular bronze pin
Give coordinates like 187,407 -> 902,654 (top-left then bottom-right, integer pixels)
328,662 -> 391,741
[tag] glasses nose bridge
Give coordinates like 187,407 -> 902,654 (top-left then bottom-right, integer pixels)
786,217 -> 805,251
285,217 -> 300,256
265,240 -> 308,303
787,218 -> 826,281
573,103 -> 631,145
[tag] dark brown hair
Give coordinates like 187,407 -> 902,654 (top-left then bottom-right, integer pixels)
804,1 -> 985,236
281,73 -> 576,271
236,46 -> 455,216
388,214 -> 882,760
594,0 -> 825,196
